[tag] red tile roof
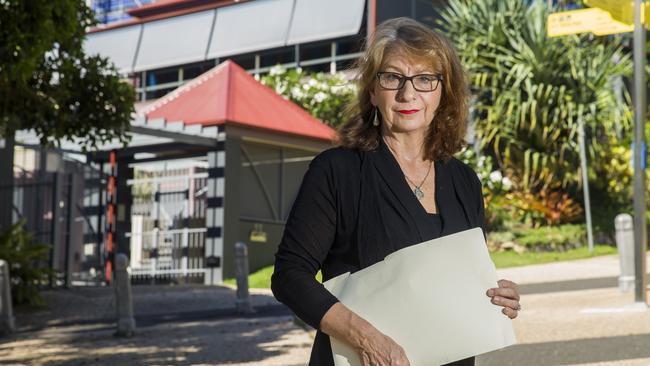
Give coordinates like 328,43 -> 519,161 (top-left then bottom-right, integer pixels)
143,60 -> 337,142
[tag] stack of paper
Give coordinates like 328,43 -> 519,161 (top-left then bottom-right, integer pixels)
323,227 -> 517,366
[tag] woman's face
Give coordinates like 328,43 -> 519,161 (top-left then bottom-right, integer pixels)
370,55 -> 442,136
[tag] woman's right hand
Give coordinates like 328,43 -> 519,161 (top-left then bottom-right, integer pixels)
321,302 -> 410,366
357,328 -> 410,366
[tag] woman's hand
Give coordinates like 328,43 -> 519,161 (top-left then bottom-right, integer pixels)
321,302 -> 410,366
357,328 -> 410,366
486,279 -> 521,319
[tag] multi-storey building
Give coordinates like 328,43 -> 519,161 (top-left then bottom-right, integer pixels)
85,0 -> 446,102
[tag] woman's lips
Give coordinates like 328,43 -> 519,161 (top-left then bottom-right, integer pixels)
397,109 -> 420,115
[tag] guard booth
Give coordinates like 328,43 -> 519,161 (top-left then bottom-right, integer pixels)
92,60 -> 335,285
10,60 -> 335,286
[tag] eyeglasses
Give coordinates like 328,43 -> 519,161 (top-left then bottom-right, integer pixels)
376,72 -> 443,92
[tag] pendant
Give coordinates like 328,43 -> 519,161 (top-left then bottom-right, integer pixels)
413,187 -> 424,200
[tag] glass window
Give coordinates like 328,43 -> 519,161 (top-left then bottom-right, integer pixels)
302,63 -> 330,73
260,46 -> 295,68
146,67 -> 179,87
228,53 -> 256,70
299,40 -> 331,63
336,36 -> 363,56
183,60 -> 215,80
335,58 -> 358,73
146,87 -> 175,100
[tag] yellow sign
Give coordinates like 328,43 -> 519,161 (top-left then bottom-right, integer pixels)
584,0 -> 636,24
584,0 -> 650,29
547,8 -> 633,37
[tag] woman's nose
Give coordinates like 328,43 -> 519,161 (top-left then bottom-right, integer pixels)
396,79 -> 417,101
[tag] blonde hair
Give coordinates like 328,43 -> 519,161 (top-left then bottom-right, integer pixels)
337,17 -> 470,161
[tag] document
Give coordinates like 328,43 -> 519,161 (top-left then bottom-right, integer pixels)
323,227 -> 517,366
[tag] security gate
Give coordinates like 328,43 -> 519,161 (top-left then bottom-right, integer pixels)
127,159 -> 208,283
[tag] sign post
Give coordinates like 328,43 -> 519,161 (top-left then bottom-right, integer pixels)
631,0 -> 647,306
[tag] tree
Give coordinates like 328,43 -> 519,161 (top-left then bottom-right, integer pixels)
0,0 -> 134,149
439,0 -> 633,226
0,1 -> 134,232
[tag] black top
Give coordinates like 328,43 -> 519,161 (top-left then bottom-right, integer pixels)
271,139 -> 486,366
428,213 -> 443,238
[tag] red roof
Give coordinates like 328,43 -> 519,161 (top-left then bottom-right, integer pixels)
143,60 -> 337,142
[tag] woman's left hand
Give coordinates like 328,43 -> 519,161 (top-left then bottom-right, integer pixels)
486,279 -> 521,319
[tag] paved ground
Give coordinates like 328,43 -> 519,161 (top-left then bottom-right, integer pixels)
1,253 -> 650,365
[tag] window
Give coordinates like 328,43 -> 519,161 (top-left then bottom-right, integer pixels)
228,53 -> 256,70
302,63 -> 330,73
183,60 -> 215,80
260,46 -> 295,68
146,87 -> 176,100
336,59 -> 358,73
299,40 -> 332,63
147,67 -> 179,88
336,36 -> 363,56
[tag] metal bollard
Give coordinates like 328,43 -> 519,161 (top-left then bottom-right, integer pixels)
235,242 -> 254,314
0,260 -> 15,335
114,253 -> 136,336
615,214 -> 635,292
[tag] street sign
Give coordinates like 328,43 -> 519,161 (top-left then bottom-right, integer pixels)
584,0 -> 650,29
547,8 -> 633,37
584,0 -> 635,24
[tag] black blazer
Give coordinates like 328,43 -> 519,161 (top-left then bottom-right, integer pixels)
272,139 -> 486,366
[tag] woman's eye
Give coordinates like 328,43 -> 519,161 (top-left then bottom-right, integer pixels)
386,74 -> 401,81
417,76 -> 434,83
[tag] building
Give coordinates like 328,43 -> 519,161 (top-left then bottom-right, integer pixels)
5,0 -> 451,286
85,0 -> 447,102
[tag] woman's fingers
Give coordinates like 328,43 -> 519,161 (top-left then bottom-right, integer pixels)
487,286 -> 520,301
487,279 -> 521,318
502,306 -> 519,319
498,279 -> 519,290
491,294 -> 520,310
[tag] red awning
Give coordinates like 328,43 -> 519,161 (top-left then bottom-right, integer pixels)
143,60 -> 337,142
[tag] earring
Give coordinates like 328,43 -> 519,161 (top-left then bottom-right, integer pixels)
372,107 -> 380,126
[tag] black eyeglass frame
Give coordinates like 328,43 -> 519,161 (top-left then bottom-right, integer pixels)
376,72 -> 444,92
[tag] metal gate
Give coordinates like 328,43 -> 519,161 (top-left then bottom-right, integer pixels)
127,159 -> 208,283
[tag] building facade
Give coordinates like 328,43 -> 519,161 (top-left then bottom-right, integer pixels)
85,0 -> 447,102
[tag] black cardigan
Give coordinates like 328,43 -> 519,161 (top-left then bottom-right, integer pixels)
272,139 -> 485,366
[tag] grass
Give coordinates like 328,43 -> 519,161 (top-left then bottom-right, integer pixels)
490,244 -> 617,268
224,267 -> 322,288
225,245 -> 617,289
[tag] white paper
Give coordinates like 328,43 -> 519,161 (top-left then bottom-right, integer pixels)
323,227 -> 516,366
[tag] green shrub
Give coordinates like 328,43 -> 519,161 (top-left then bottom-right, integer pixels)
514,224 -> 586,251
0,219 -> 53,306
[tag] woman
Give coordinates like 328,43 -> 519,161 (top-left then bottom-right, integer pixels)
271,17 -> 521,366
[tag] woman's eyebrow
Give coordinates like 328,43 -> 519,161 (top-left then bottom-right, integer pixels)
383,65 -> 404,72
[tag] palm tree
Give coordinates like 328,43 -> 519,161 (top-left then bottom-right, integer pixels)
440,0 -> 633,199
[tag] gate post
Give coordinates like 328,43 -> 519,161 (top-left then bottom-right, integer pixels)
114,253 -> 135,337
0,259 -> 15,335
235,242 -> 254,314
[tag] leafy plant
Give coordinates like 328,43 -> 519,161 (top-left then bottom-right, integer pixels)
507,189 -> 584,226
513,224 -> 586,251
260,66 -> 357,127
0,0 -> 134,149
457,148 -> 515,230
0,220 -> 53,306
440,0 -> 633,194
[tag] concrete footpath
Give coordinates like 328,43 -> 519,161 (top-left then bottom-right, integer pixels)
1,254 -> 649,366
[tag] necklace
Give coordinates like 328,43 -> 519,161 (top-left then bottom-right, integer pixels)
383,138 -> 432,200
404,161 -> 432,200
